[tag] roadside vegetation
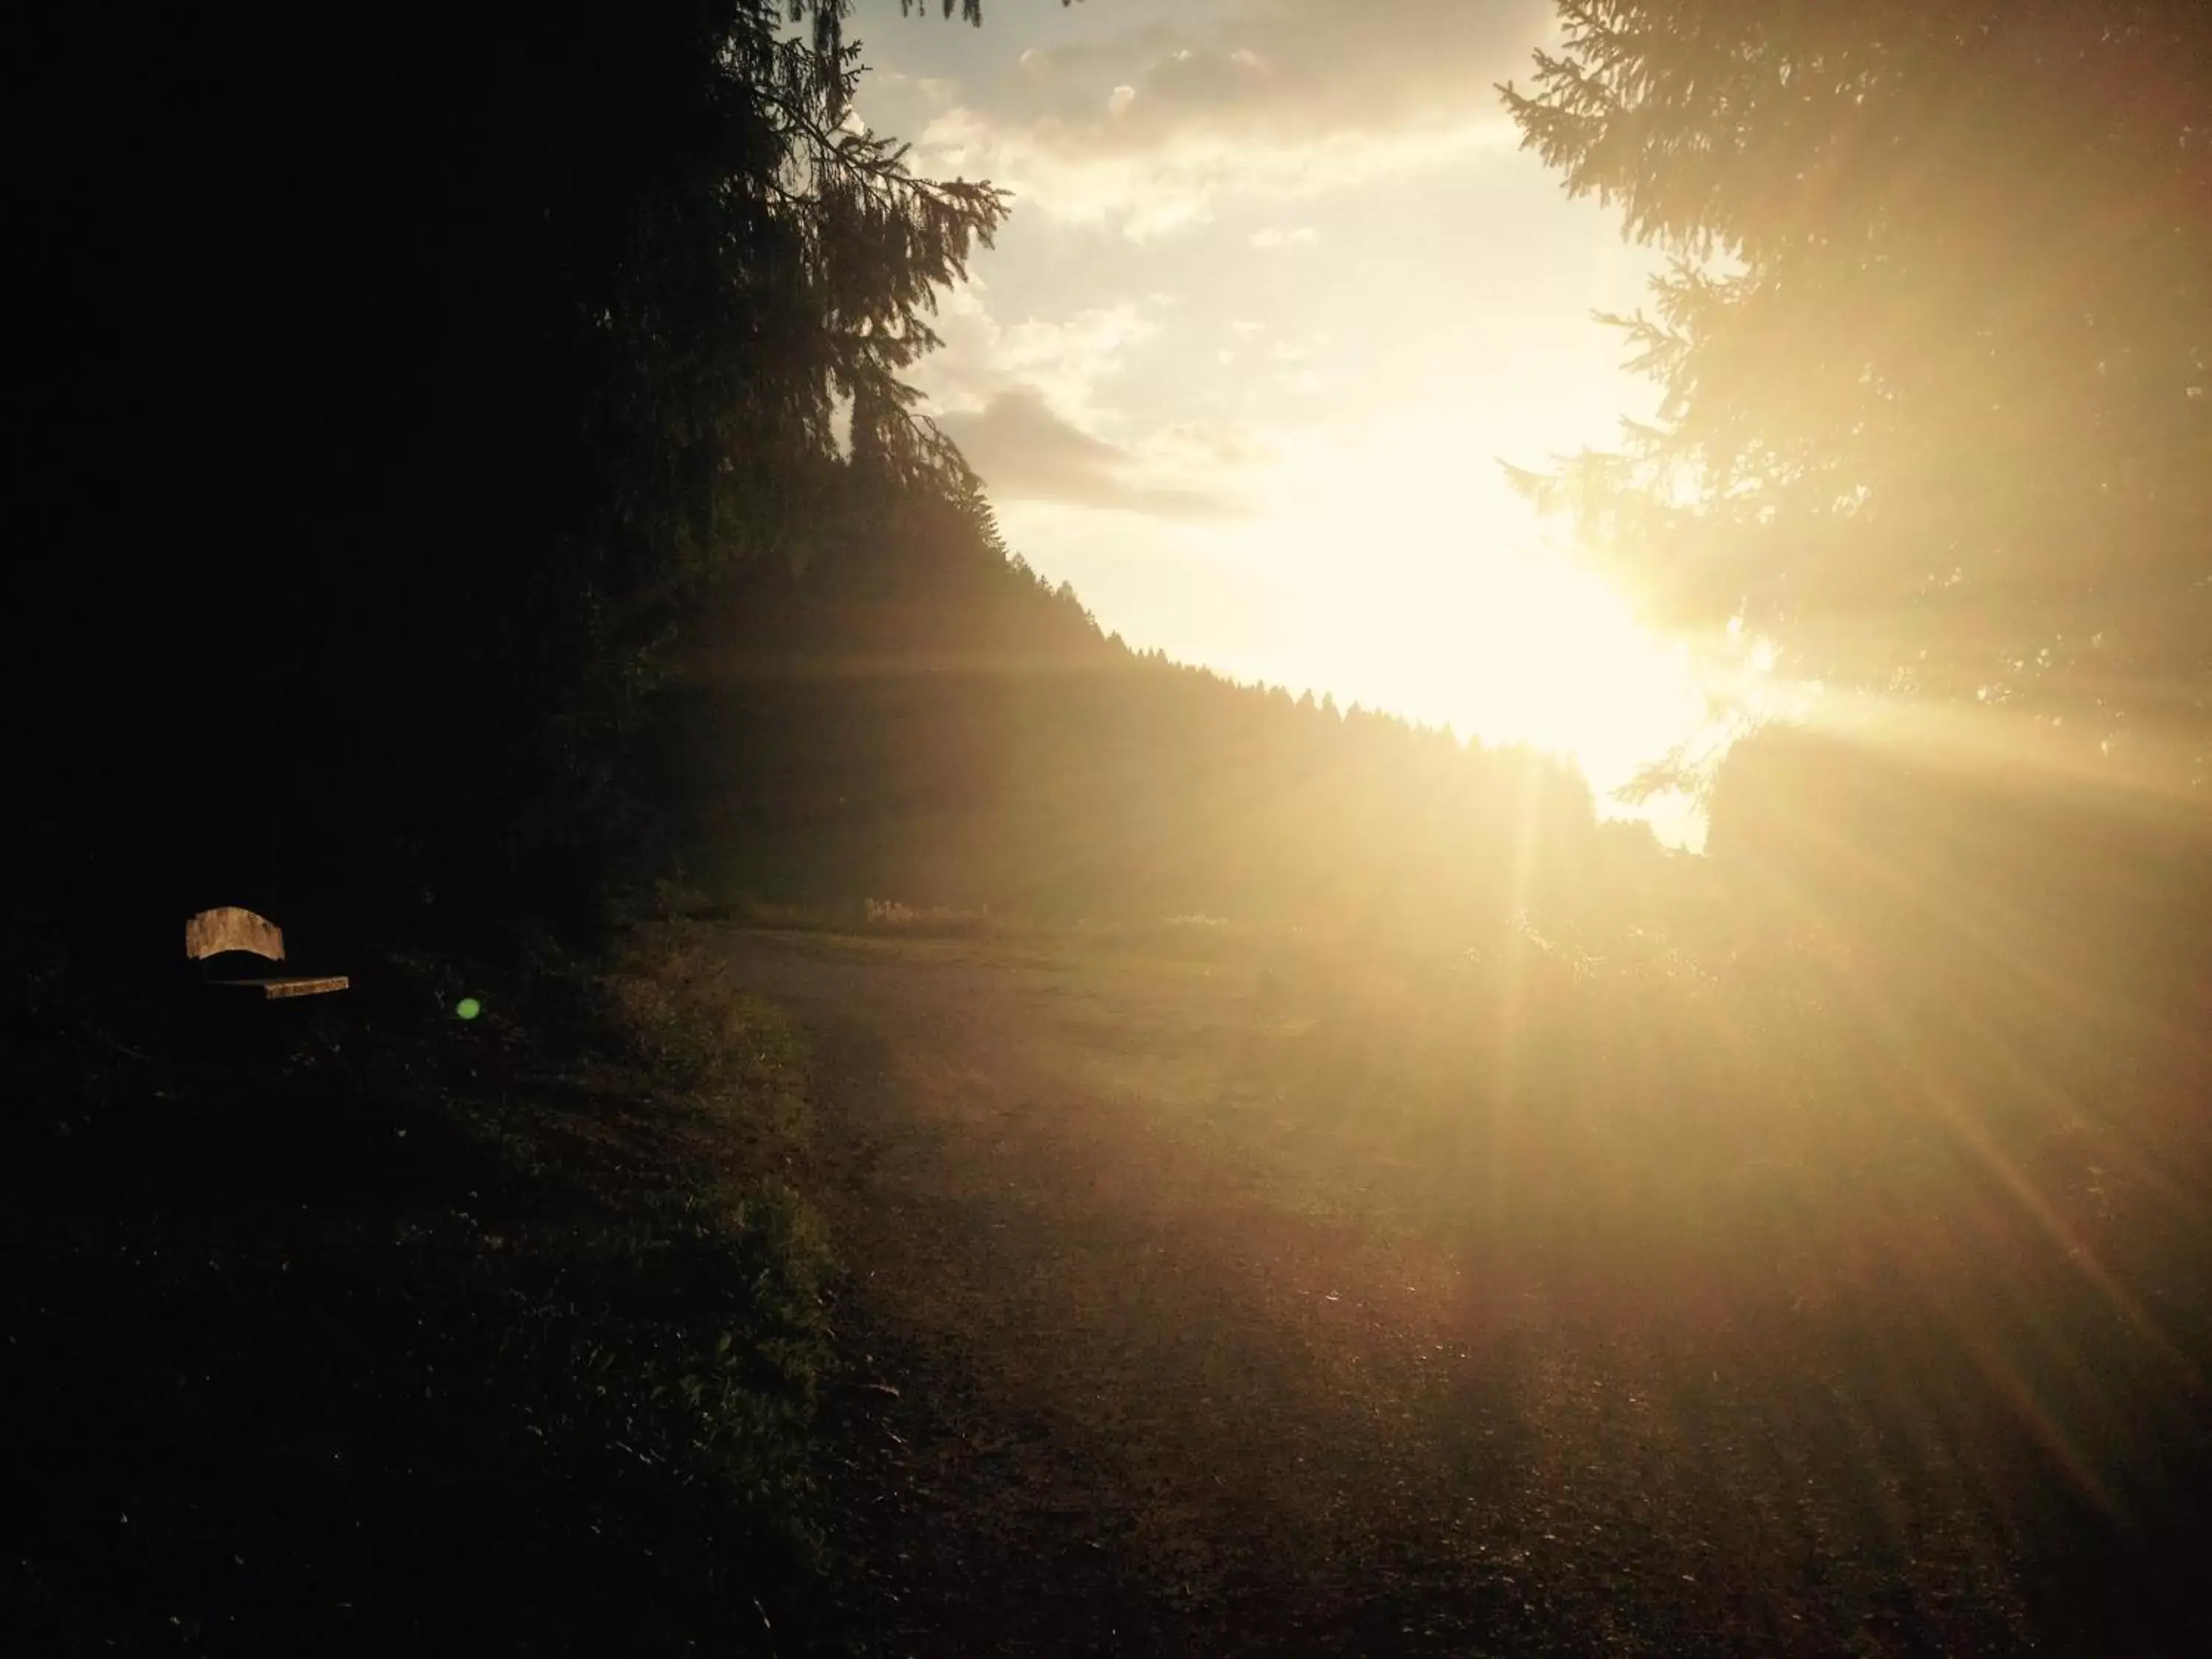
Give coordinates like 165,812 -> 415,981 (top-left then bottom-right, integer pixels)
1,928 -> 838,1656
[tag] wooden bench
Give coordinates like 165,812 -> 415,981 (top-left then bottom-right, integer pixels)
186,906 -> 349,999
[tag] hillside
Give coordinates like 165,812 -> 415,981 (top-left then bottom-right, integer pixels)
669,477 -> 1649,939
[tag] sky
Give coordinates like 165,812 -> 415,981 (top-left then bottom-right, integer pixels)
848,0 -> 1720,840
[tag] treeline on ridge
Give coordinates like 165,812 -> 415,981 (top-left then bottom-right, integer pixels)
668,470 -> 1641,936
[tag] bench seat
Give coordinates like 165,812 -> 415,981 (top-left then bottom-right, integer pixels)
186,906 -> 349,1001
201,973 -> 352,1000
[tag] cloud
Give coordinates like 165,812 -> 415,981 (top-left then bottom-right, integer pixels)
909,283 -> 1169,422
1008,1 -> 1547,151
910,0 -> 1548,232
901,282 -> 1252,518
938,386 -> 1250,521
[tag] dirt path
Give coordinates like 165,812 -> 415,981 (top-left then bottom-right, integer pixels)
710,929 -> 2152,1657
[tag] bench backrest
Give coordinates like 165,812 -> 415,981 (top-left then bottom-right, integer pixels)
185,907 -> 285,963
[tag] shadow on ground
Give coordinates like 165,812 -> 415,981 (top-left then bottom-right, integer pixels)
1,956 -> 828,1657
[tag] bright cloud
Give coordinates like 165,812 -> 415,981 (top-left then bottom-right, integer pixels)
904,0 -> 1548,236
906,282 -> 1250,521
917,104 -> 1519,240
909,283 -> 1168,422
937,386 -> 1251,521
988,0 -> 1548,156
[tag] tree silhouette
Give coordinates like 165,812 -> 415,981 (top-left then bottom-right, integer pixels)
26,1 -> 1006,943
1503,1 -> 2211,757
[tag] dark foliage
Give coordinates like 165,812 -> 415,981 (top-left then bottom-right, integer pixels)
0,948 -> 834,1656
21,1 -> 1001,955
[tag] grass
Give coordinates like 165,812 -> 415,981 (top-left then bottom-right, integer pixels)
1,923 -> 838,1656
18,900 -> 2205,1652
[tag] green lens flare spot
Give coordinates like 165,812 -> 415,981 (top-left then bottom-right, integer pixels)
455,997 -> 483,1021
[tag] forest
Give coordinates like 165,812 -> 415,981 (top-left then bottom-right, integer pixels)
8,1 -> 2211,1654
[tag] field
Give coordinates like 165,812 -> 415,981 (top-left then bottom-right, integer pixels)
723,920 -> 2211,1656
7,919 -> 2205,1655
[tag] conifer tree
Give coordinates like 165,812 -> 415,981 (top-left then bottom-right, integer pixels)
29,1 -> 1010,936
1504,1 -> 2211,759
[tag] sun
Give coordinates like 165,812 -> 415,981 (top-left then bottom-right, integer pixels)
1476,558 -> 1705,780
1220,408 -> 1716,832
